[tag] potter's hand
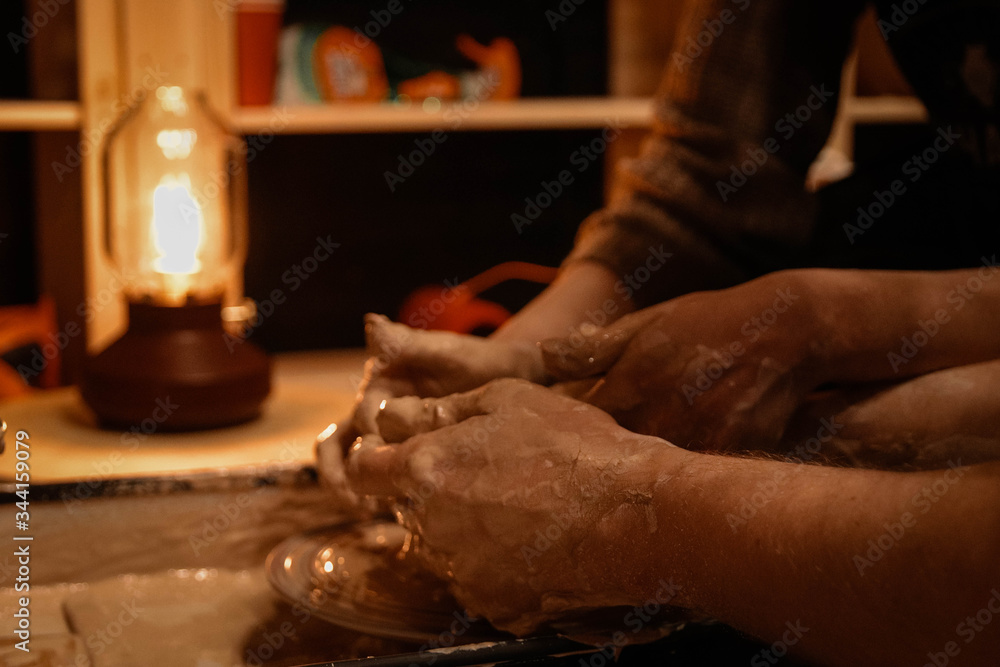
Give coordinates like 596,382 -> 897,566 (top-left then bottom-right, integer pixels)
346,378 -> 680,635
541,271 -> 819,451
351,314 -> 549,436
316,315 -> 548,507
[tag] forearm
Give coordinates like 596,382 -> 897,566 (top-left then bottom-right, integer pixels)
610,449 -> 1000,665
493,235 -> 749,347
783,359 -> 1000,470
491,261 -> 635,344
804,266 -> 1000,383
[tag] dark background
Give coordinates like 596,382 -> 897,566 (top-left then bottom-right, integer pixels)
8,1 -> 993,358
243,0 -> 609,350
0,0 -> 40,307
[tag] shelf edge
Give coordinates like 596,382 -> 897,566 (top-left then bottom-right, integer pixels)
229,98 -> 657,134
0,101 -> 82,132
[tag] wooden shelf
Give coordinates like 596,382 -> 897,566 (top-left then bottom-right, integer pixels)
232,95 -> 929,135
845,96 -> 928,124
0,96 -> 925,136
230,97 -> 655,134
0,101 -> 82,131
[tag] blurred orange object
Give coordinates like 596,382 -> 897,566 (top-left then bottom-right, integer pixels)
0,296 -> 61,398
399,262 -> 557,335
455,34 -> 521,100
314,26 -> 390,101
237,0 -> 286,105
398,70 -> 462,100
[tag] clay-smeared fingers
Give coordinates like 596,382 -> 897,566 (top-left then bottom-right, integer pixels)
366,313 -> 550,388
314,424 -> 362,508
352,380 -> 394,437
376,389 -> 486,443
345,433 -> 410,497
365,313 -> 468,376
364,313 -> 411,357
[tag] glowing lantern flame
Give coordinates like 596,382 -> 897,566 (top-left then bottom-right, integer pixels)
151,176 -> 203,300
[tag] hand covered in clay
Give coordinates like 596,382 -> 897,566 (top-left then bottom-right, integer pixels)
346,378 -> 681,635
541,271 -> 820,451
316,315 -> 549,507
351,314 -> 550,436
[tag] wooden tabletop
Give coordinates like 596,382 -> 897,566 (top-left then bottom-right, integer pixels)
0,349 -> 367,484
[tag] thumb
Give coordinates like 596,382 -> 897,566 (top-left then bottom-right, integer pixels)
314,422 -> 380,515
346,433 -> 407,497
540,308 -> 660,380
376,385 -> 488,443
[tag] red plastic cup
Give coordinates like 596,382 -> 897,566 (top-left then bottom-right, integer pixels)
236,0 -> 285,106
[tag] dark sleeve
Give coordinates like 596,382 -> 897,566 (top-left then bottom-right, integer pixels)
566,0 -> 868,307
874,0 -> 1000,165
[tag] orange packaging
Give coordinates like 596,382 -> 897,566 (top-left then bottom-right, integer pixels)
237,0 -> 286,106
312,26 -> 389,101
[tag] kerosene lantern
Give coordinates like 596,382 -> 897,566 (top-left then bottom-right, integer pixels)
80,84 -> 271,431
